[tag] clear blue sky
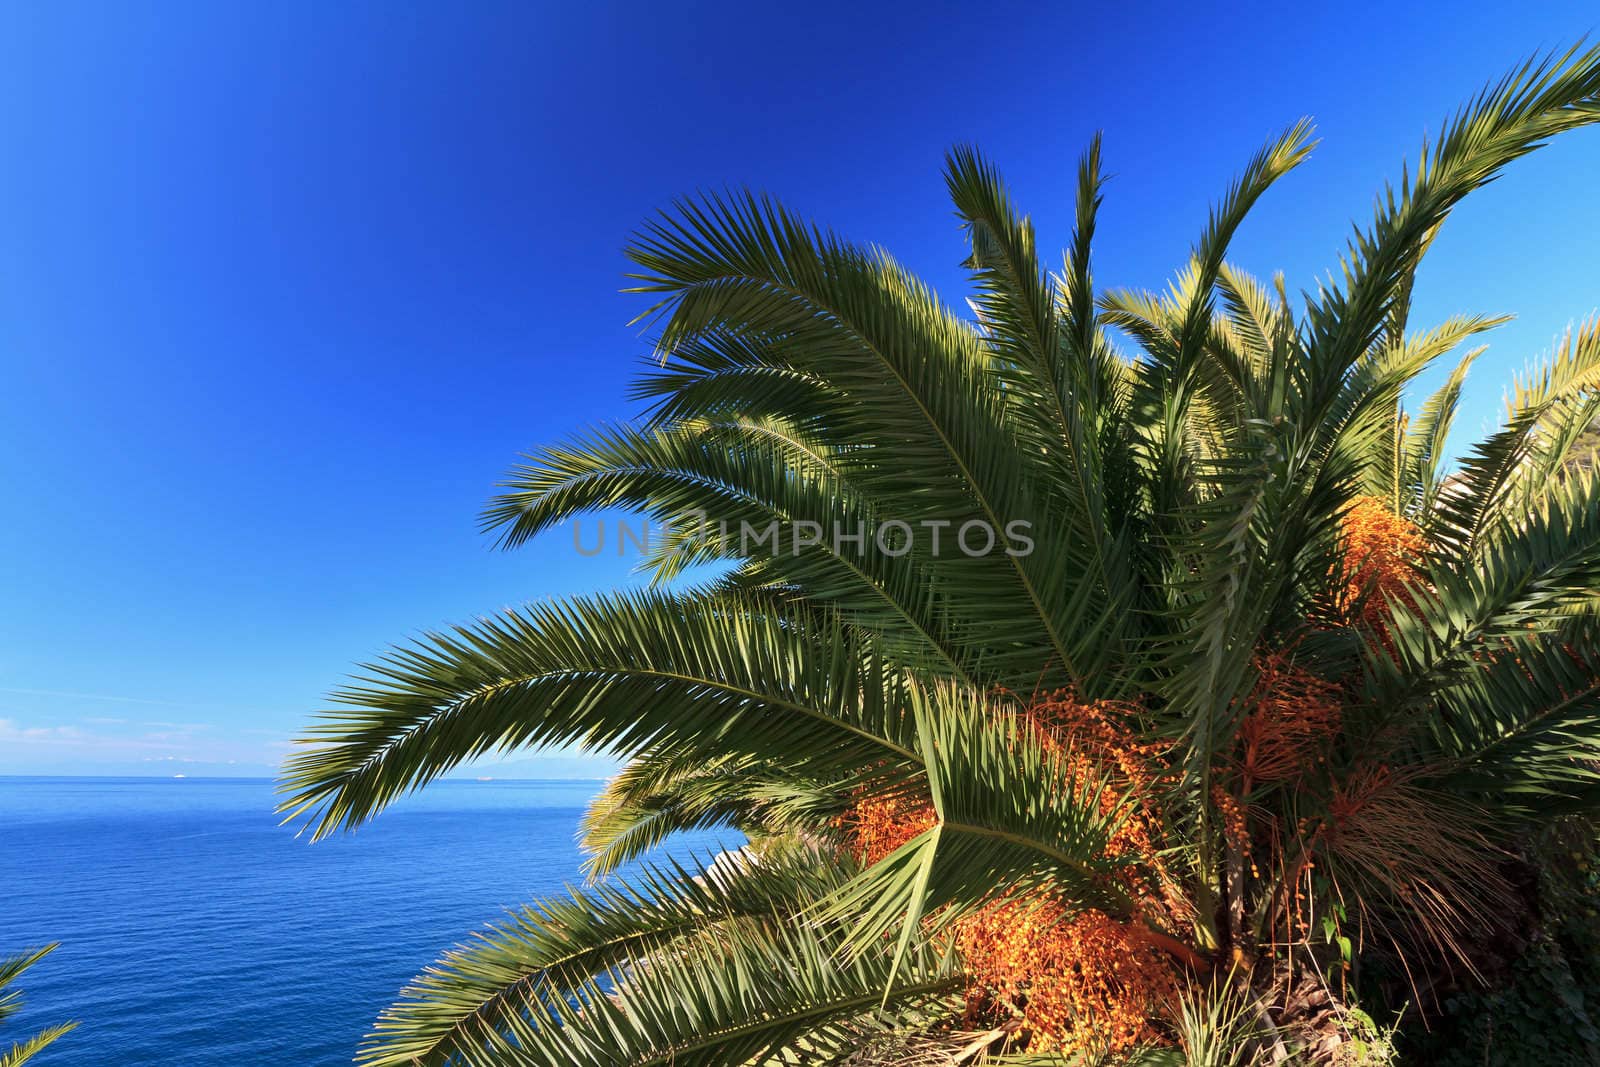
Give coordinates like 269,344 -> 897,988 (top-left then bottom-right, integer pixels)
3,2 -> 1597,775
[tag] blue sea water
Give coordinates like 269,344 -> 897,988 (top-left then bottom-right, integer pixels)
0,776 -> 735,1065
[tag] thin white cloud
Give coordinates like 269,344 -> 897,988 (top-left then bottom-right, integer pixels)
0,716 -> 281,773
0,719 -> 86,742
0,687 -> 282,716
0,687 -> 189,707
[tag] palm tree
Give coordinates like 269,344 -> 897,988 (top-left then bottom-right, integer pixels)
281,43 -> 1600,1065
1,945 -> 75,1066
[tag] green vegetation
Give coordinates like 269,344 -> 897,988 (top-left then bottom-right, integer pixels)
1,945 -> 75,1066
282,43 -> 1600,1065
1396,822 -> 1600,1065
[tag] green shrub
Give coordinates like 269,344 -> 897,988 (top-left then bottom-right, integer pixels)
1399,826 -> 1600,1066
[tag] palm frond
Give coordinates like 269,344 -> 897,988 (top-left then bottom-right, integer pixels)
579,745 -> 843,878
624,190 -> 1088,688
481,417 -> 969,677
1304,41 -> 1600,403
278,590 -> 920,839
399,917 -> 961,1067
1,1025 -> 78,1067
1379,465 -> 1600,709
1400,341 -> 1484,521
0,946 -> 74,1067
360,847 -> 852,1066
1429,317 -> 1600,556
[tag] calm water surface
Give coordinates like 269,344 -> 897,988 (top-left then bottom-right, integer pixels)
0,776 -> 732,1065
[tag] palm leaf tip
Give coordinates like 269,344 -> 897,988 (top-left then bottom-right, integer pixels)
0,945 -> 75,1067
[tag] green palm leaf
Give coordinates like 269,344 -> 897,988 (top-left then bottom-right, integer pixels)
279,590 -> 921,839
361,847 -> 853,1066
0,946 -> 75,1067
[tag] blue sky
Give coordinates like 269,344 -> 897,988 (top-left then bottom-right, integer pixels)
2,2 -> 1598,776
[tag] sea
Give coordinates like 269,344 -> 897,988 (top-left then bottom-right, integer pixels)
0,776 -> 734,1065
